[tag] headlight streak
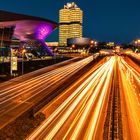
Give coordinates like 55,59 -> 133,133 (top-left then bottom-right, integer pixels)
69,57 -> 115,140
26,57 -> 115,140
0,56 -> 93,104
118,56 -> 140,140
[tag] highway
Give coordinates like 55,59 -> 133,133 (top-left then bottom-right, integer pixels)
27,55 -> 140,140
0,54 -> 139,139
0,56 -> 95,129
118,56 -> 140,140
27,56 -> 115,140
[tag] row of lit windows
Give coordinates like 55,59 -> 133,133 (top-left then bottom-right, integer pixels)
59,9 -> 82,23
60,13 -> 82,15
59,7 -> 83,46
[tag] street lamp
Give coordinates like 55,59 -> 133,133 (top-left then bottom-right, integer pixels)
90,40 -> 94,44
94,41 -> 98,46
135,41 -> 138,46
72,44 -> 75,49
134,39 -> 140,46
90,40 -> 98,47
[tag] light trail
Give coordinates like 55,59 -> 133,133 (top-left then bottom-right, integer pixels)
45,63 -> 111,140
0,57 -> 79,87
118,56 -> 140,140
68,58 -> 114,140
0,65 -> 89,114
0,56 -> 94,119
27,58 -> 111,139
0,56 -> 93,95
84,57 -> 115,140
129,53 -> 140,61
0,62 -> 88,104
0,56 -> 93,99
27,57 -> 115,140
120,58 -> 140,84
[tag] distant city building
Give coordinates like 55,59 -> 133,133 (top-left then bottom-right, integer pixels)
106,42 -> 115,47
59,2 -> 83,46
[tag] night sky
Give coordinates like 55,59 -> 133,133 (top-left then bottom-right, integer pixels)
1,0 -> 140,43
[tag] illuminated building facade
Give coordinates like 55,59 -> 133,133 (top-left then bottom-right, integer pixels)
59,2 -> 83,46
0,10 -> 57,56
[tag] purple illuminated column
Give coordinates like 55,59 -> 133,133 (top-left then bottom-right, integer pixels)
36,24 -> 54,56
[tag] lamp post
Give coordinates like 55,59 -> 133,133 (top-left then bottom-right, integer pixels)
10,48 -> 13,76
22,49 -> 26,75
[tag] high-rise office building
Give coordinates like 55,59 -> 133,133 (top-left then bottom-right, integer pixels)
59,2 -> 83,46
